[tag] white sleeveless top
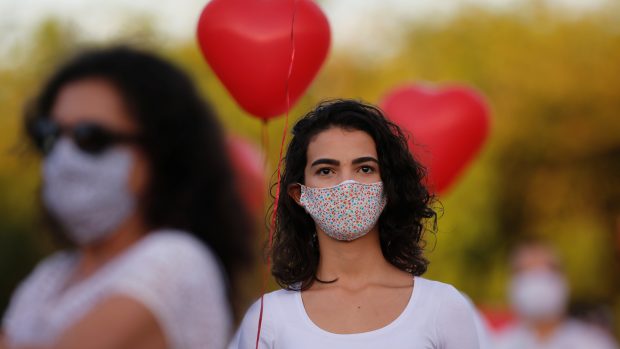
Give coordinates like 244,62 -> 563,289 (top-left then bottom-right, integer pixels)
229,277 -> 481,349
494,320 -> 619,349
2,229 -> 232,349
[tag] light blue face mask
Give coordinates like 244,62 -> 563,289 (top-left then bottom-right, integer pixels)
42,138 -> 136,245
510,269 -> 568,322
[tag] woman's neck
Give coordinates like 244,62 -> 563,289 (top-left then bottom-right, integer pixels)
75,213 -> 148,280
315,228 -> 407,289
530,317 -> 564,341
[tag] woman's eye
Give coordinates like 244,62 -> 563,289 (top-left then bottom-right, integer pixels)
317,168 -> 333,176
359,166 -> 374,174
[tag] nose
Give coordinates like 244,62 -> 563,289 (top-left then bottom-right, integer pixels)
339,167 -> 356,183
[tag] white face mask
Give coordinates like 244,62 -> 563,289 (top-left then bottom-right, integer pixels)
42,138 -> 136,245
509,269 -> 568,322
299,180 -> 387,241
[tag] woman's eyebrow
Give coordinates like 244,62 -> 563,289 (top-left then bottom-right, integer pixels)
352,156 -> 379,165
311,158 -> 340,167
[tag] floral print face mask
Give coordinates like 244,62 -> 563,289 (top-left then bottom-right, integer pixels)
299,180 -> 387,241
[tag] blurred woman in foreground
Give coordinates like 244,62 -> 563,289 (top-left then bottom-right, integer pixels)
0,46 -> 253,349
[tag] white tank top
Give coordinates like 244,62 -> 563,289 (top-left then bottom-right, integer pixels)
3,229 -> 232,349
230,277 -> 481,349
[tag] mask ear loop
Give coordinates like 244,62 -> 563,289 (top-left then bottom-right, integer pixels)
256,1 -> 298,348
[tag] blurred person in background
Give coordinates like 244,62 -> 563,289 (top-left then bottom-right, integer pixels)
230,100 -> 481,348
0,46 -> 254,349
494,241 -> 618,349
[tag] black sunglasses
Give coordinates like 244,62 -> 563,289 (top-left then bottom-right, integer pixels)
31,118 -> 141,156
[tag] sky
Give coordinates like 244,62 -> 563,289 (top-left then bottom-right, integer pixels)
0,0 -> 611,58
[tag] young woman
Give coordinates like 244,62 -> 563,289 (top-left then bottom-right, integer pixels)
230,100 -> 481,348
1,47 -> 253,349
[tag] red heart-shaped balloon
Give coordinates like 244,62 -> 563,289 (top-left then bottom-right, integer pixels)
379,84 -> 490,194
227,135 -> 265,221
197,0 -> 330,120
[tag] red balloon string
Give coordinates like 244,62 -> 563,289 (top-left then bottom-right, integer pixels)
260,120 -> 269,168
255,0 -> 298,348
255,119 -> 269,349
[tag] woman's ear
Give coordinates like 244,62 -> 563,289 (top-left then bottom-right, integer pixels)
287,183 -> 302,206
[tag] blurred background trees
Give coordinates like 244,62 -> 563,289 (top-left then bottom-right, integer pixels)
1,0 -> 619,336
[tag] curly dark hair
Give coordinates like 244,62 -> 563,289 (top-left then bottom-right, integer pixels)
271,99 -> 437,290
23,46 -> 254,314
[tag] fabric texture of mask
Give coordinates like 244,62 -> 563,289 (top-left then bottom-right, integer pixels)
42,137 -> 136,245
299,180 -> 386,241
510,269 -> 569,322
